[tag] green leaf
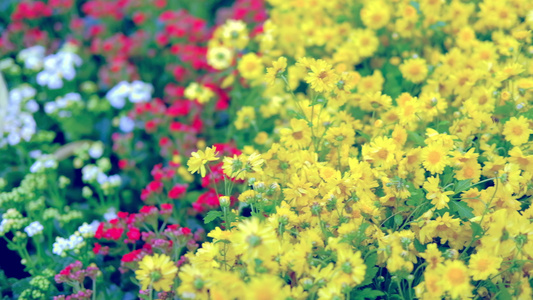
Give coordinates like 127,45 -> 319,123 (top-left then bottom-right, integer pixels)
394,214 -> 403,226
414,238 -> 426,252
454,179 -> 472,193
497,281 -> 512,299
354,288 -> 385,300
359,252 -> 379,287
470,222 -> 484,241
204,211 -> 223,224
407,131 -> 425,147
406,183 -> 424,206
450,201 -> 475,219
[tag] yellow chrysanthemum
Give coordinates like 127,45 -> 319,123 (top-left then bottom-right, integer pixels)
400,58 -> 428,83
503,116 -> 531,146
439,260 -> 472,299
135,254 -> 178,292
238,53 -> 264,80
468,251 -> 502,280
187,146 -> 219,177
422,144 -> 449,174
304,59 -> 338,93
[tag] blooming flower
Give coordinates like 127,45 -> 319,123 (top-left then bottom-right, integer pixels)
135,254 -> 178,291
187,147 -> 219,177
24,221 -> 44,237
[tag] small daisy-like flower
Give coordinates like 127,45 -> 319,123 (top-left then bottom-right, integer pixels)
439,260 -> 472,299
24,221 -> 43,237
238,53 -> 264,80
422,144 -> 449,174
187,147 -> 219,177
503,116 -> 531,146
265,57 -> 287,86
135,254 -> 178,292
468,251 -> 502,280
304,59 -> 338,93
400,58 -> 428,83
207,46 -> 233,70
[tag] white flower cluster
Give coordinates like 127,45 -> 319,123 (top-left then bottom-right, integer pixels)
82,165 -> 122,193
30,154 -> 58,173
106,80 -> 153,109
24,221 -> 44,237
119,116 -> 135,133
78,220 -> 100,238
52,221 -> 100,256
36,43 -> 82,90
53,234 -> 84,256
17,45 -> 46,71
88,141 -> 104,159
0,85 -> 38,147
103,207 -> 117,221
44,92 -> 83,118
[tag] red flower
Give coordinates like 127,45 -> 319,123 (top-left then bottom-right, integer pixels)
132,12 -> 146,25
92,243 -> 102,255
145,120 -> 158,133
168,184 -> 187,199
118,159 -> 129,169
126,227 -> 141,241
121,249 -> 142,262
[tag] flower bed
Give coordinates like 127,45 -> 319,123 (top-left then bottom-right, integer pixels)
1,0 -> 533,299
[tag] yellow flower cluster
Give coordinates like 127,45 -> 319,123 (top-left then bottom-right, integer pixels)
180,0 -> 533,299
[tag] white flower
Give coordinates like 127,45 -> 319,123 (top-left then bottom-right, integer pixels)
106,81 -> 130,109
103,207 -> 117,221
129,81 -> 153,103
96,172 -> 108,185
67,234 -> 84,249
29,155 -> 58,173
52,237 -> 69,256
82,165 -> 100,182
88,142 -> 104,159
107,175 -> 122,187
106,80 -> 153,109
36,48 -> 82,90
17,45 -> 46,71
1,85 -> 37,147
44,102 -> 57,114
24,221 -> 44,237
29,150 -> 42,159
78,221 -> 100,238
119,116 -> 135,132
25,99 -> 39,113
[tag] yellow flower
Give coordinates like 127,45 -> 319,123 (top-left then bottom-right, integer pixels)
184,82 -> 214,104
245,275 -> 287,300
234,106 -> 256,130
265,57 -> 287,85
135,254 -> 177,292
439,260 -> 472,299
503,116 -> 531,146
360,1 -> 390,30
468,251 -> 502,280
280,119 -> 312,149
207,46 -> 233,70
419,243 -> 443,270
187,147 -> 219,177
238,53 -> 264,80
221,19 -> 249,49
400,58 -> 428,83
422,144 -> 449,174
423,176 -> 454,209
304,59 -> 338,93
